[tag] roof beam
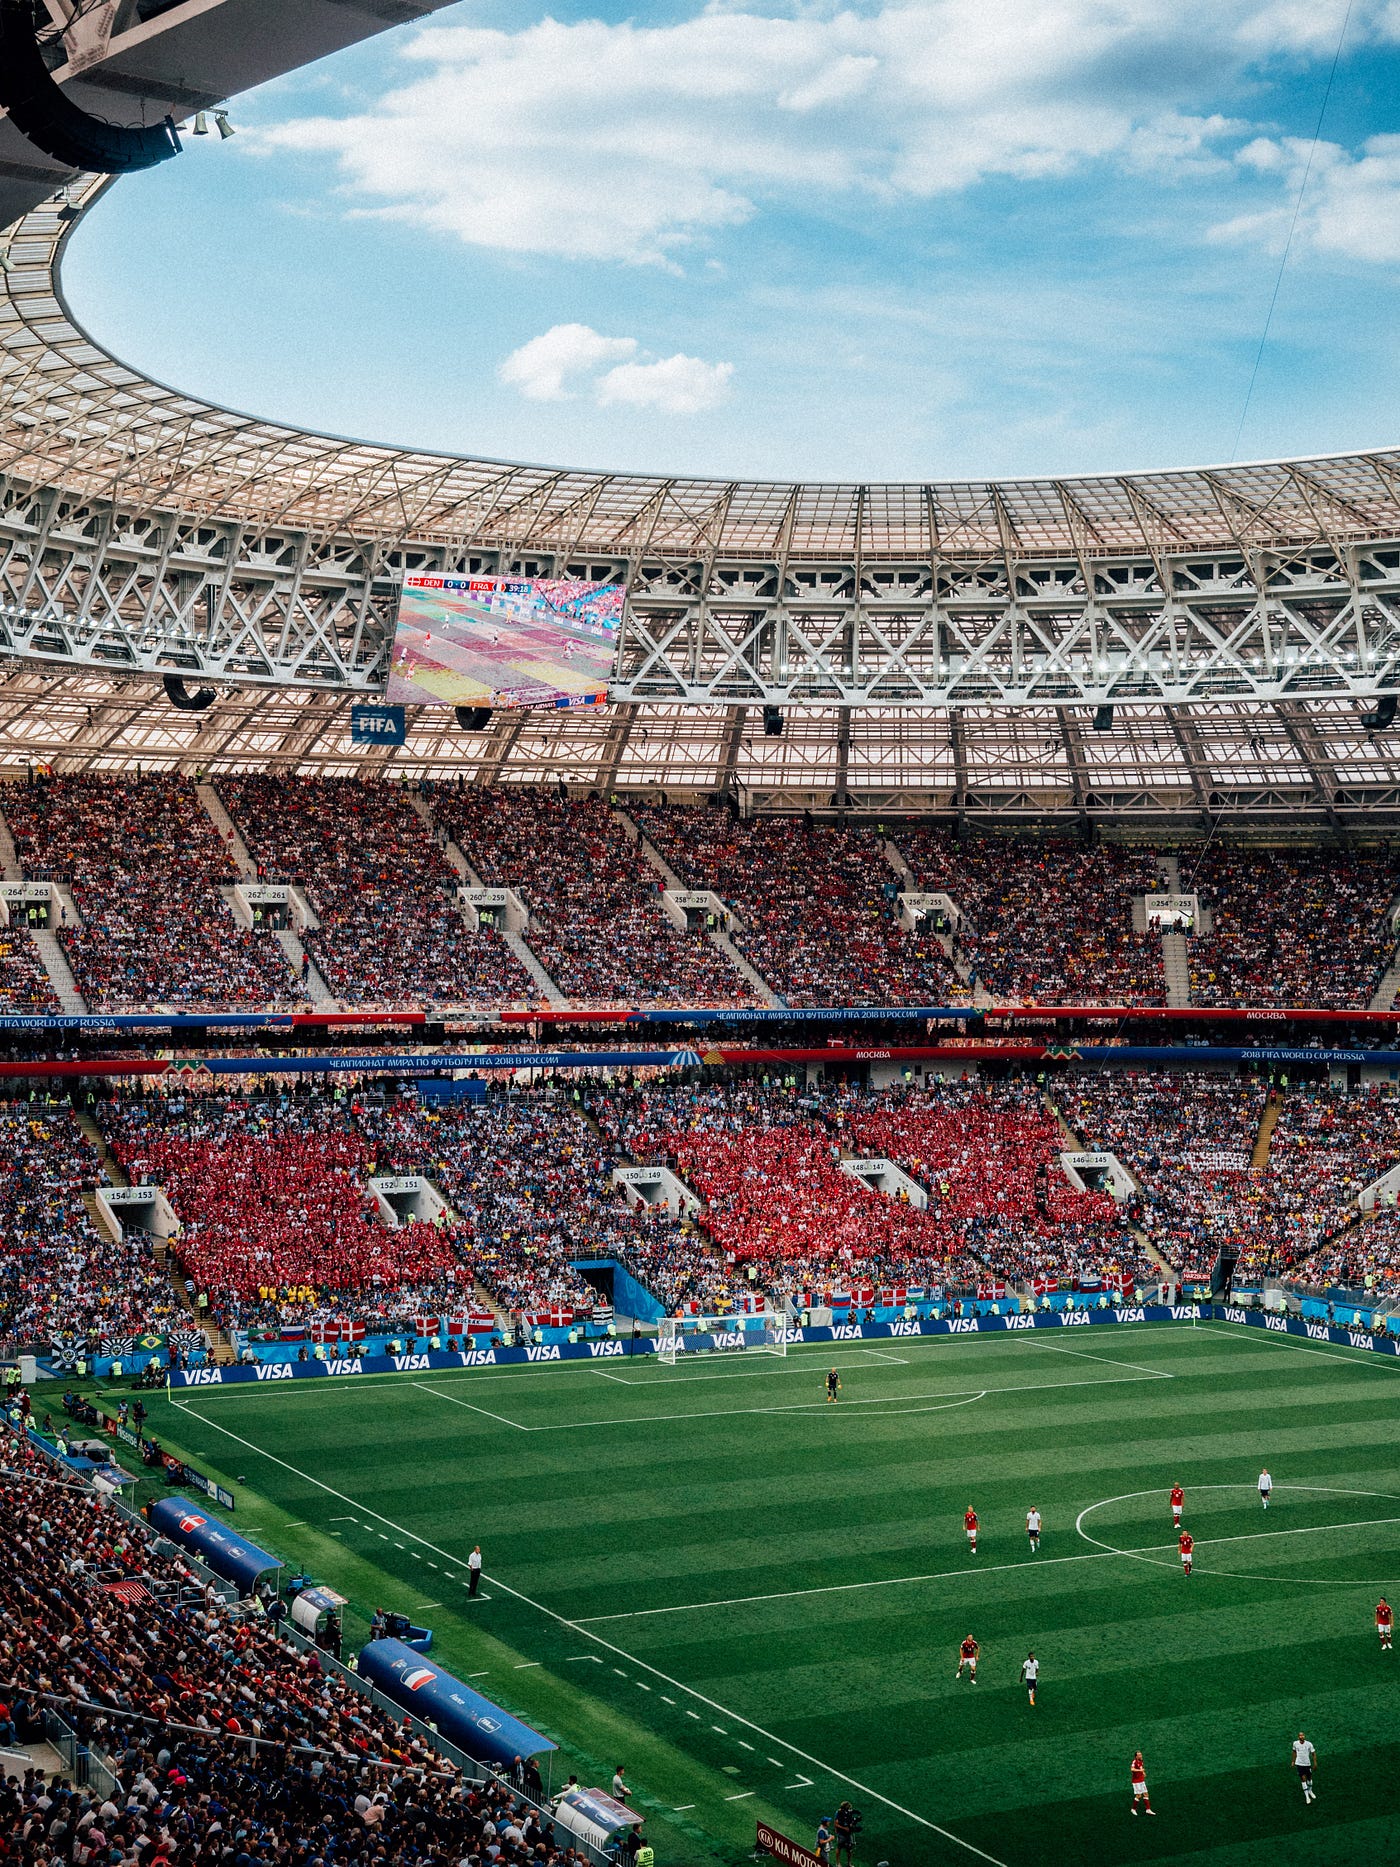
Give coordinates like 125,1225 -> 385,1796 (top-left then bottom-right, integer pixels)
1274,700 -> 1343,830
472,712 -> 525,789
1055,707 -> 1091,816
596,702 -> 638,794
715,706 -> 747,794
1165,707 -> 1214,822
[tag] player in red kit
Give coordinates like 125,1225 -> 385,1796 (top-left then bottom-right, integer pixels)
1178,1529 -> 1194,1575
1129,1751 -> 1154,1815
1170,1484 -> 1184,1527
964,1506 -> 979,1554
955,1635 -> 979,1683
1377,1598 -> 1393,1651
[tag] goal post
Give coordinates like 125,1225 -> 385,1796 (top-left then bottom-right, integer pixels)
656,1311 -> 787,1366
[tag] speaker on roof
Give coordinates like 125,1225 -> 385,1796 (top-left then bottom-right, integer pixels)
163,674 -> 216,712
1092,704 -> 1115,731
0,2 -> 182,173
455,706 -> 493,732
762,706 -> 783,737
1361,694 -> 1398,732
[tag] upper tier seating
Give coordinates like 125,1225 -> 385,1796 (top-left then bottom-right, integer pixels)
1183,846 -> 1399,1009
3,776 -> 301,1010
436,790 -> 752,1005
217,776 -> 534,1008
894,827 -> 1165,1003
629,804 -> 959,1005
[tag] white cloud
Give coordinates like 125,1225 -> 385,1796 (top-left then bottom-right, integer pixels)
500,325 -> 733,414
498,323 -> 637,401
258,0 -> 1398,266
597,353 -> 735,414
1214,134 -> 1400,264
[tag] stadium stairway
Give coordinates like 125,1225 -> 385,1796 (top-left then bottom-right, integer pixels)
407,792 -> 567,1005
1161,932 -> 1192,1007
197,782 -> 256,876
0,795 -> 23,880
1369,916 -> 1400,1010
275,927 -> 336,1008
1154,855 -> 1195,1008
612,805 -> 782,1006
1251,1097 -> 1284,1169
31,927 -> 87,1013
1045,1090 -> 1177,1285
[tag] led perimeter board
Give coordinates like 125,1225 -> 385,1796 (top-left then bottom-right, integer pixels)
385,574 -> 620,711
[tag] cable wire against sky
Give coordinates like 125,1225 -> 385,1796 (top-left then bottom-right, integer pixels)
1230,0 -> 1356,461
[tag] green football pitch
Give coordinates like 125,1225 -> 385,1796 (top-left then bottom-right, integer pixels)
145,1321 -> 1400,1867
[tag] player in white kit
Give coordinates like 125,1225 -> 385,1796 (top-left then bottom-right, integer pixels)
1258,1468 -> 1273,1510
1291,1733 -> 1316,1803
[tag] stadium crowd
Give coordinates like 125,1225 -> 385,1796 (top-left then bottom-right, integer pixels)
1183,846 -> 1399,1009
216,776 -> 533,1008
437,790 -> 751,1004
630,803 -> 959,1005
0,1105 -> 179,1357
0,927 -> 58,1010
895,828 -> 1165,1003
0,1439 -> 591,1867
3,776 -> 302,1010
601,1078 -> 1153,1302
100,1094 -> 471,1338
360,1089 -> 707,1319
1056,1071 -> 1267,1278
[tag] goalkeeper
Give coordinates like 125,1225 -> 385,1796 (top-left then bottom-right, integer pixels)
826,1368 -> 841,1403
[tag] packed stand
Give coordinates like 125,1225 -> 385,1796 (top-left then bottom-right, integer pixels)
361,1088 -> 721,1318
1184,845 -> 1399,1008
1305,1206 -> 1400,1301
217,775 -> 533,1007
0,1104 -> 179,1355
99,1093 -> 469,1338
0,927 -> 58,1010
0,1446 -> 590,1867
3,775 -> 302,1010
1058,1070 -> 1272,1279
1238,1084 -> 1400,1280
896,826 -> 1165,1003
630,803 -> 959,1005
832,1080 -> 1154,1286
531,576 -> 625,626
438,789 -> 753,1005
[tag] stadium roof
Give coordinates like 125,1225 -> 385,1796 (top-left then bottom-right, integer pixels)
3,0 -> 1400,818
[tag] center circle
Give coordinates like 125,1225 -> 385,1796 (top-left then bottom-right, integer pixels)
1075,1483 -> 1400,1588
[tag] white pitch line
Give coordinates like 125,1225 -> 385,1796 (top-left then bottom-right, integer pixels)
576,1549 -> 1123,1622
1198,1322 -> 1400,1372
580,1491 -> 1400,1623
161,1396 -> 1011,1863
591,1350 -> 921,1388
1076,1483 -> 1400,1585
410,1369 -> 1172,1434
1019,1338 -> 1175,1379
411,1384 -> 531,1430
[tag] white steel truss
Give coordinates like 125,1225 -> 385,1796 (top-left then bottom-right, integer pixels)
5,183 -> 1400,712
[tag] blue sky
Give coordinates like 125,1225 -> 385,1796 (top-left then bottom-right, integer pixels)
60,0 -> 1400,482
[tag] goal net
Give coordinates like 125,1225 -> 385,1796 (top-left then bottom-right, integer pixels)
656,1311 -> 787,1367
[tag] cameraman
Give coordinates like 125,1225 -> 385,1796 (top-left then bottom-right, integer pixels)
834,1802 -> 862,1867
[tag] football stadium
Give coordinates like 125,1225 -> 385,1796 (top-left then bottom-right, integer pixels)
3,4 -> 1400,1865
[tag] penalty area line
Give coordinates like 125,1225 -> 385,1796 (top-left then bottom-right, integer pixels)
407,1369 -> 1174,1433
166,1395 -> 1009,1867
